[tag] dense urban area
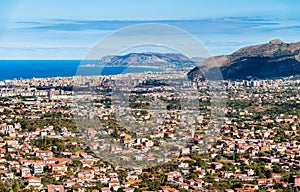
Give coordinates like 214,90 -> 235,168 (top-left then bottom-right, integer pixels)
0,72 -> 299,192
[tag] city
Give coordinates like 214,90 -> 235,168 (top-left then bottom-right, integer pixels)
1,1 -> 300,191
0,72 -> 299,191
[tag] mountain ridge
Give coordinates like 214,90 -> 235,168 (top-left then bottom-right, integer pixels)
99,52 -> 199,68
188,39 -> 300,80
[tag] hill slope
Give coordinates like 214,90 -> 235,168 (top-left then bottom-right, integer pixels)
188,39 -> 300,80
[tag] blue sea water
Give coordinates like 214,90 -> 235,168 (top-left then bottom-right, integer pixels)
0,60 -> 163,80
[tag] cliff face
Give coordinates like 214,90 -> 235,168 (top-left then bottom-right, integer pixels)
188,39 -> 300,80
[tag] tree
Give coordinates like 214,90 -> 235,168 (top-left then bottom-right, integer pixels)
265,169 -> 272,178
204,174 -> 215,183
273,163 -> 284,173
117,170 -> 127,181
213,154 -> 221,162
234,153 -> 241,160
23,186 -> 39,192
95,181 -> 104,190
189,173 -> 198,179
12,180 -> 20,192
72,159 -> 82,167
196,159 -> 206,168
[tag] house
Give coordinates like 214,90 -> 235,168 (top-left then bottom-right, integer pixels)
159,186 -> 179,192
234,188 -> 254,192
166,171 -> 182,181
122,180 -> 136,188
194,169 -> 206,178
63,180 -> 76,188
21,167 -> 31,177
177,162 -> 189,168
47,184 -> 65,192
294,176 -> 300,186
82,160 -> 94,168
33,164 -> 44,175
242,184 -> 258,191
44,158 -> 57,165
4,140 -> 18,147
107,172 -> 118,179
78,170 -> 95,179
266,188 -> 276,192
179,183 -> 189,190
27,176 -> 42,188
101,188 -> 111,192
108,181 -> 120,191
72,185 -> 85,192
0,158 -> 6,163
180,147 -> 190,155
245,169 -> 255,176
211,162 -> 223,170
256,178 -> 273,186
131,167 -> 143,175
48,164 -> 67,173
35,150 -> 53,158
5,172 -> 14,179
221,171 -> 233,178
0,164 -> 6,170
123,188 -> 134,192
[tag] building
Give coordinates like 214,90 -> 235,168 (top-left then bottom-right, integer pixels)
33,164 -> 44,175
47,185 -> 65,192
35,150 -> 53,158
27,177 -> 42,188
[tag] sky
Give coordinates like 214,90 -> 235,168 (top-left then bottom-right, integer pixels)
0,0 -> 300,59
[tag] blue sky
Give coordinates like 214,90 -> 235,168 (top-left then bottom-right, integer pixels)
0,0 -> 300,59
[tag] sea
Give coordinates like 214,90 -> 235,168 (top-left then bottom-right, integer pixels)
0,60 -> 164,80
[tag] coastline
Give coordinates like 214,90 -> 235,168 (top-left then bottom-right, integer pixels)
0,60 -> 166,81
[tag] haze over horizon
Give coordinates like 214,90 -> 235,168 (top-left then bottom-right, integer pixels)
1,0 -> 300,59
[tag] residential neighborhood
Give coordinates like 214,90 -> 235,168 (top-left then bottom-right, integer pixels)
0,73 -> 299,191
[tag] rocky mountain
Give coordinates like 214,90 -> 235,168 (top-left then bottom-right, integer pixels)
100,52 -> 198,68
188,39 -> 300,80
